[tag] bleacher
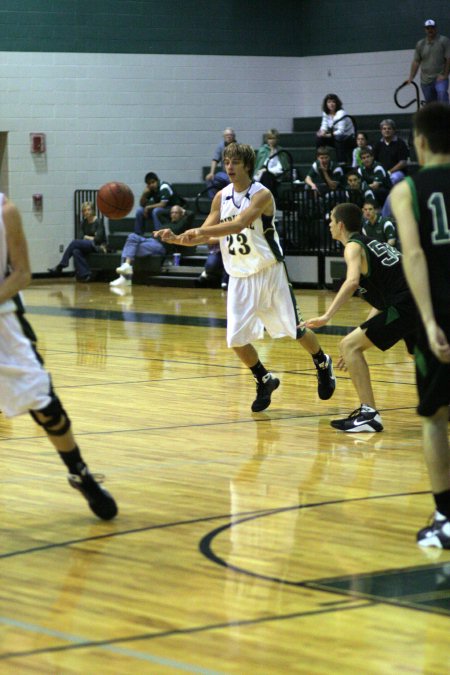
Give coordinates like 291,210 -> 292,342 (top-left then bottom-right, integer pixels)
70,111 -> 415,288
279,112 -> 415,181
73,192 -> 208,287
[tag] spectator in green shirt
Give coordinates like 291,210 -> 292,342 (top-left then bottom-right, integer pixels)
136,172 -> 185,234
357,148 -> 392,207
362,199 -> 397,247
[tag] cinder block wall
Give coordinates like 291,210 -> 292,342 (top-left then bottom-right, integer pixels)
0,0 -> 445,271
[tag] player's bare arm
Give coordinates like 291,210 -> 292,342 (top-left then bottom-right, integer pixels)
392,180 -> 450,363
155,188 -> 273,246
0,199 -> 32,304
154,192 -> 223,246
303,243 -> 362,328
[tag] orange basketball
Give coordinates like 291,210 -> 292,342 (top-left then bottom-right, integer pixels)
97,182 -> 134,219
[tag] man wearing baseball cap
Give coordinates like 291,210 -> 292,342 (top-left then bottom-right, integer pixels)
408,20 -> 450,103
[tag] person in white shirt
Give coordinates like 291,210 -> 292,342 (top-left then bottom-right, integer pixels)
0,194 -> 117,520
316,93 -> 355,165
155,143 -> 336,413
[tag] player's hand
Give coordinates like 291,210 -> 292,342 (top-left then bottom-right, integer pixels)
426,322 -> 450,363
301,315 -> 329,329
180,228 -> 201,242
154,228 -> 176,242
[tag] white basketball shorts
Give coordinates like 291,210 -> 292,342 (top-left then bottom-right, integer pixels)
0,312 -> 52,417
227,262 -> 298,348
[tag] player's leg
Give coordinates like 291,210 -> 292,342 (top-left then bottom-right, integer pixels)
7,315 -> 115,519
340,327 -> 376,407
281,270 -> 335,400
1,312 -> 118,519
415,317 -> 450,548
233,344 -> 280,413
416,407 -> 450,548
227,275 -> 279,413
30,395 -> 118,521
422,407 -> 450,494
330,327 -> 383,432
296,326 -> 336,400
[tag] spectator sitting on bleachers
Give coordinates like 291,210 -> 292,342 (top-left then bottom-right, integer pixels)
362,199 -> 397,247
373,119 -> 409,185
352,132 -> 372,168
48,201 -> 106,282
110,205 -> 194,287
345,170 -> 365,207
135,172 -> 184,233
253,128 -> 290,200
305,146 -> 345,196
316,93 -> 355,165
357,147 -> 392,207
204,127 -> 236,198
195,243 -> 229,290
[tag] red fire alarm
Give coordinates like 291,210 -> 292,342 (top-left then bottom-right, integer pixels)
30,133 -> 46,154
32,193 -> 43,211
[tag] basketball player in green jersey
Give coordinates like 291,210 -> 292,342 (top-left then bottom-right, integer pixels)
391,102 -> 450,549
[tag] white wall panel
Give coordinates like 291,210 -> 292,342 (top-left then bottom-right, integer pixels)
0,49 -> 412,271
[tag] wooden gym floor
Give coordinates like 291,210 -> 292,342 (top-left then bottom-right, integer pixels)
1,279 -> 449,674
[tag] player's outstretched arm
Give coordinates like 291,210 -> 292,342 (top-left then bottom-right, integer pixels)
154,192 -> 223,246
303,243 -> 362,328
0,199 -> 32,304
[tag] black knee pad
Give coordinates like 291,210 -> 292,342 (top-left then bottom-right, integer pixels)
296,324 -> 307,339
30,395 -> 72,437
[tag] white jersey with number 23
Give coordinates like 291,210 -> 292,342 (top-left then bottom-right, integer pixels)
219,181 -> 284,278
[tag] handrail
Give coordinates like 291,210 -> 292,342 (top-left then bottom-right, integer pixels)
263,148 -> 294,182
394,80 -> 422,110
195,187 -> 212,215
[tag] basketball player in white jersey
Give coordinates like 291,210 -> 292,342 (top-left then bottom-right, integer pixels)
0,194 -> 117,519
155,142 -> 335,412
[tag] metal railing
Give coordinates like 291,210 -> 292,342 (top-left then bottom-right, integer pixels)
394,80 -> 423,111
277,185 -> 362,256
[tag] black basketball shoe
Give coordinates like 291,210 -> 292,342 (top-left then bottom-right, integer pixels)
251,373 -> 280,412
417,512 -> 450,549
68,467 -> 118,520
331,405 -> 383,432
316,354 -> 336,400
